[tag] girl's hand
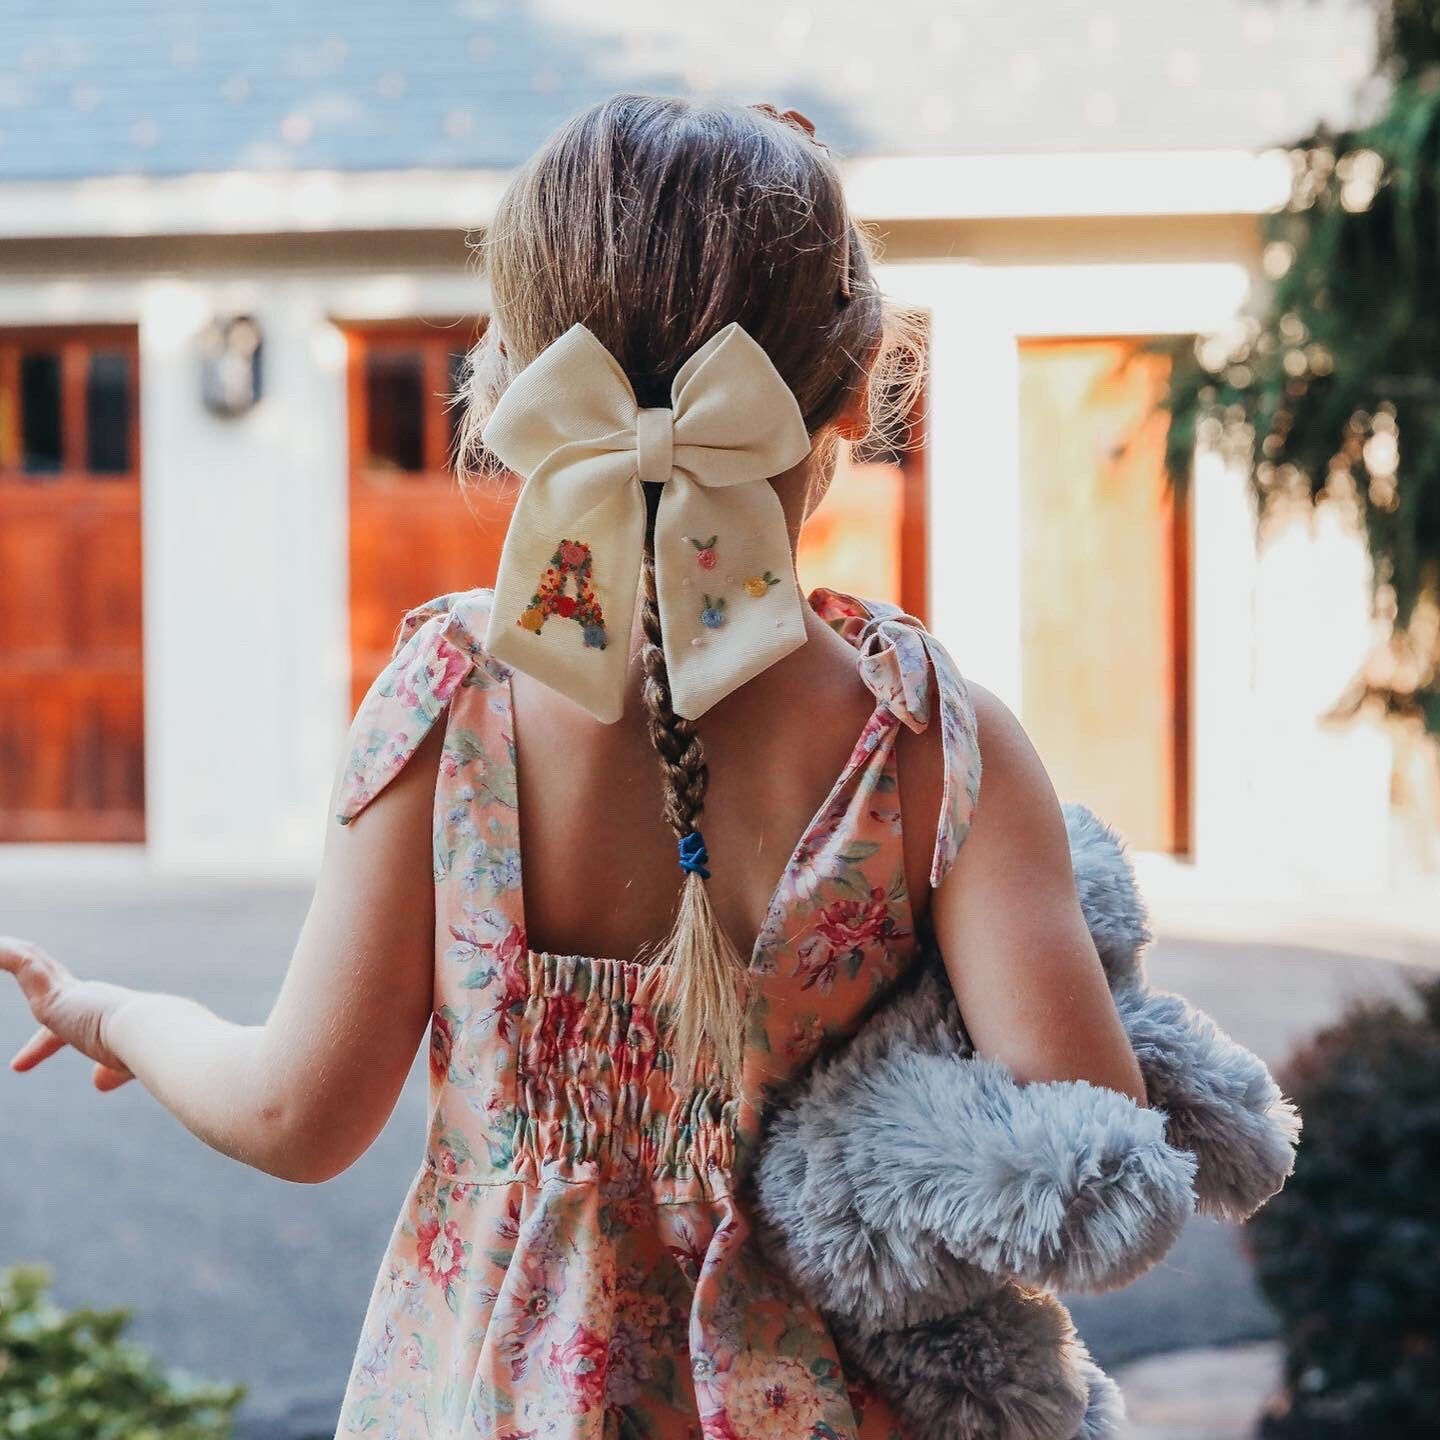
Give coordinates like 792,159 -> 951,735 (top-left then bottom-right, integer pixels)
0,937 -> 139,1091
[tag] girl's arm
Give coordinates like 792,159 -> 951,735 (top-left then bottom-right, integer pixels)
4,720 -> 443,1184
930,682 -> 1149,1105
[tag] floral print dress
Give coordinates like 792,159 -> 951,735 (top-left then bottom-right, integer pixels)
332,585 -> 981,1440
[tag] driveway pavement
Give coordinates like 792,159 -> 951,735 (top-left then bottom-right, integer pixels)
0,870 -> 1428,1438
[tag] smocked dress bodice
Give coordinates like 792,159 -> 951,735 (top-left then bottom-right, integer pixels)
332,585 -> 980,1440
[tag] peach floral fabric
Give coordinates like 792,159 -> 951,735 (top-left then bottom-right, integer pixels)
332,585 -> 980,1440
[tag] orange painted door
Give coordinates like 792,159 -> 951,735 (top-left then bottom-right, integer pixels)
0,328 -> 145,841
346,324 -> 519,710
1018,338 -> 1189,854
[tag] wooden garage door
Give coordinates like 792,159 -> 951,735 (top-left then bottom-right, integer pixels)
347,322 -> 929,707
1018,338 -> 1190,855
0,327 -> 145,841
346,322 -> 519,711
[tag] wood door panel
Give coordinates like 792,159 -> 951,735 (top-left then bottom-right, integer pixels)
1018,338 -> 1188,854
346,324 -> 516,710
0,327 -> 144,842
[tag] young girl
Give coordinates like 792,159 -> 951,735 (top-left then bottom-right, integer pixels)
1,94 -> 1147,1439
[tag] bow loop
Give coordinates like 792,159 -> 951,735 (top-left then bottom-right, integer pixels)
482,322 -> 813,723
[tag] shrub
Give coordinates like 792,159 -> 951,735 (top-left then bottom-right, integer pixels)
1247,974 -> 1440,1435
0,1263 -> 246,1439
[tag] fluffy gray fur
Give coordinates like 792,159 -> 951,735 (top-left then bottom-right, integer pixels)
750,801 -> 1300,1440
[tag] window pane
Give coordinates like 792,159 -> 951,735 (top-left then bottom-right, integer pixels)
364,350 -> 425,472
86,351 -> 131,474
20,352 -> 62,474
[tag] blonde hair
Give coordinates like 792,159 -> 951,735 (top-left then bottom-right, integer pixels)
454,93 -> 922,1093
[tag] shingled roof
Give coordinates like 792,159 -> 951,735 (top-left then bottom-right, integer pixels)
0,0 -> 1378,181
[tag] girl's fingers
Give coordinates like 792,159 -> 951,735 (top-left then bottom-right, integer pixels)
10,1025 -> 66,1072
92,1062 -> 133,1092
0,937 -> 63,1009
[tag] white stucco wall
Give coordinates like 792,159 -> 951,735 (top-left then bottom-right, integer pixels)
880,247 -> 1401,900
0,174 -> 1417,897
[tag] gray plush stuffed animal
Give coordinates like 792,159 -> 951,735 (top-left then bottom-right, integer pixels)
751,802 -> 1302,1440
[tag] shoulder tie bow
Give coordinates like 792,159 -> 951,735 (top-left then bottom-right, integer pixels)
481,322 -> 814,723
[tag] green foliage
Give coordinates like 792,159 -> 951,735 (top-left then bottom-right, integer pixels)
0,1263 -> 246,1440
1246,976 -> 1440,1430
1158,1 -> 1440,728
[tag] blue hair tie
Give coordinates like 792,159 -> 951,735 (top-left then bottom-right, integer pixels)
677,830 -> 711,880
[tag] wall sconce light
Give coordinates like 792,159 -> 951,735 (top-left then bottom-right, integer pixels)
199,314 -> 263,417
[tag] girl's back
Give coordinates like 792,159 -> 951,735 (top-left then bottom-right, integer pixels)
333,581 -> 976,1438
510,589 -> 938,969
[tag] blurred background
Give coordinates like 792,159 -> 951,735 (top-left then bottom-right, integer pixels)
1,2 -> 1438,1438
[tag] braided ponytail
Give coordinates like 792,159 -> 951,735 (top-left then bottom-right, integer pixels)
636,543 -> 751,1095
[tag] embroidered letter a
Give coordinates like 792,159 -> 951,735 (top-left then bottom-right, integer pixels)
518,539 -> 608,650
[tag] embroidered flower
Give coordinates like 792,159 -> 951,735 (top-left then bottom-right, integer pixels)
689,534 -> 719,570
744,571 -> 781,598
700,595 -> 727,629
559,540 -> 588,568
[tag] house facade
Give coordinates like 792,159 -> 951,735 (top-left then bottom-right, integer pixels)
2,0 -> 1432,898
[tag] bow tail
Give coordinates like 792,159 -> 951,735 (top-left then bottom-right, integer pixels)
653,475 -> 808,720
485,469 -> 646,723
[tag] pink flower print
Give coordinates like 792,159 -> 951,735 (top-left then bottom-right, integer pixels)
559,540 -> 588,568
399,1339 -> 425,1372
416,1216 -> 465,1289
396,634 -> 470,712
699,1407 -> 743,1440
547,1322 -> 609,1415
815,887 -> 893,953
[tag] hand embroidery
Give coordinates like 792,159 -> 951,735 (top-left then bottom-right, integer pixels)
688,535 -> 719,571
520,539 -> 608,649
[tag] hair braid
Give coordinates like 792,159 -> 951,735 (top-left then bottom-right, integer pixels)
639,565 -> 708,836
637,547 -> 750,1095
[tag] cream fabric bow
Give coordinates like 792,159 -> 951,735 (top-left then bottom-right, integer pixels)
481,322 -> 814,723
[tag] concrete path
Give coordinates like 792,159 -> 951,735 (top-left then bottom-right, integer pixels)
1115,1342 -> 1282,1440
0,870 -> 1429,1438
